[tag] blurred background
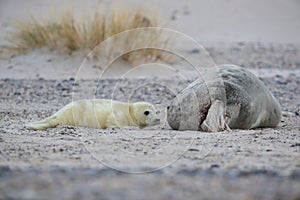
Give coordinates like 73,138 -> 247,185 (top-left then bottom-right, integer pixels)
1,0 -> 300,45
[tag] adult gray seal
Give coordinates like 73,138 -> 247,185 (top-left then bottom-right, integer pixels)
26,99 -> 160,130
167,64 -> 281,132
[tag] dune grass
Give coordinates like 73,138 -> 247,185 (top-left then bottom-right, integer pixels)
7,5 -> 171,65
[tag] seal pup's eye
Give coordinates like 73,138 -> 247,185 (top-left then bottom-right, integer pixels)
144,111 -> 150,116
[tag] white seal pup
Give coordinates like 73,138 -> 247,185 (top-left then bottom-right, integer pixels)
167,64 -> 282,132
26,99 -> 160,130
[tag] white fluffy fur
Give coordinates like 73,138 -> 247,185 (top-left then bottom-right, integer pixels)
25,99 -> 160,130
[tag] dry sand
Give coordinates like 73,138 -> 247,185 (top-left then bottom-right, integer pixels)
0,0 -> 300,199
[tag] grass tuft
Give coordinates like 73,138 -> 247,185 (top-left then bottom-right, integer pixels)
6,5 -> 171,65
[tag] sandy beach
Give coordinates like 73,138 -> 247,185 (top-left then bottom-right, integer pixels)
0,0 -> 300,199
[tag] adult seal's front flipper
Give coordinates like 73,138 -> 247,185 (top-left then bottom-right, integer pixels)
200,100 -> 230,132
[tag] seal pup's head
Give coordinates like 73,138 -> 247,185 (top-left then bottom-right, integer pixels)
130,102 -> 160,128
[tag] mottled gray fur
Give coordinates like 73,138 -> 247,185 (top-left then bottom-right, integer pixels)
167,65 -> 282,132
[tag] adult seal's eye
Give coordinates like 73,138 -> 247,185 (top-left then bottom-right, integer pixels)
144,111 -> 150,116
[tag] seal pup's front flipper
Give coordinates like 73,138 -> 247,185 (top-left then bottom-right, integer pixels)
200,100 -> 230,132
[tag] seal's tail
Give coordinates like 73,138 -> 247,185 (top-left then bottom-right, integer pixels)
25,115 -> 59,130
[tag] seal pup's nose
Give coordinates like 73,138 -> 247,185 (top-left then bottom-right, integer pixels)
154,118 -> 160,124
